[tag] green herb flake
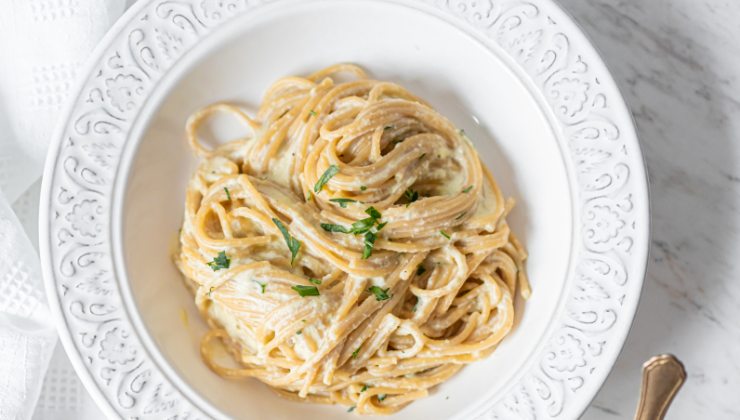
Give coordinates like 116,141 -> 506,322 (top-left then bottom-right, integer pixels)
314,164 -> 339,193
362,231 -> 377,259
360,384 -> 369,393
272,218 -> 301,265
207,286 -> 215,297
296,329 -> 302,335
365,206 -> 382,220
440,230 -> 451,240
224,187 -> 232,201
347,406 -> 356,413
309,109 -> 317,116
254,281 -> 266,294
418,153 -> 426,160
329,197 -> 357,208
321,223 -> 351,233
416,265 -> 426,276
384,125 -> 394,130
206,251 -> 230,271
360,185 -> 367,191
455,212 -> 466,220
404,188 -> 419,206
306,190 -> 313,201
368,285 -> 391,301
377,394 -> 387,402
352,346 -> 361,359
321,206 -> 384,244
350,217 -> 376,234
462,185 -> 473,193
309,278 -> 322,285
292,285 -> 320,297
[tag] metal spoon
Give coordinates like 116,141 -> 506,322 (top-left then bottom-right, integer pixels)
633,354 -> 686,420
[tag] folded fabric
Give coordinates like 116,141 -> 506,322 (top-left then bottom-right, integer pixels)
0,192 -> 56,420
0,0 -> 128,202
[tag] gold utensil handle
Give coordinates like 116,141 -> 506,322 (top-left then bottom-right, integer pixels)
634,354 -> 686,420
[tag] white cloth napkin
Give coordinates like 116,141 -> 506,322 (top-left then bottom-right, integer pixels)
0,189 -> 56,420
0,1 -> 135,418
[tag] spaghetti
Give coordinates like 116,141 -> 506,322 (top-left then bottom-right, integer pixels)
174,64 -> 529,415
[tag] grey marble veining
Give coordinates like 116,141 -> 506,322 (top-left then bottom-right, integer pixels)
555,0 -> 740,419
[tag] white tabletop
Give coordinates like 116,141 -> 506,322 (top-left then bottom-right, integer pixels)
559,0 -> 740,419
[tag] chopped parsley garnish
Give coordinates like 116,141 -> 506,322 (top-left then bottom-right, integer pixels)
206,251 -> 230,271
296,329 -> 302,335
404,188 -> 419,206
368,286 -> 391,301
224,187 -> 232,201
255,281 -> 266,294
329,198 -> 357,208
440,230 -> 451,240
362,231 -> 377,259
377,394 -> 387,402
306,190 -> 312,201
314,164 -> 339,193
207,286 -> 215,297
292,285 -> 320,297
360,185 -> 367,191
360,384 -> 369,392
416,265 -> 426,276
321,223 -> 351,233
351,217 -> 376,234
321,206 -> 384,258
309,109 -> 317,116
365,206 -> 382,220
347,406 -> 356,413
272,218 -> 301,265
462,185 -> 473,193
309,278 -> 322,285
458,129 -> 466,136
352,346 -> 361,358
323,218 -> 383,236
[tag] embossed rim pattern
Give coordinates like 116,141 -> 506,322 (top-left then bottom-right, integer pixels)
39,0 -> 649,419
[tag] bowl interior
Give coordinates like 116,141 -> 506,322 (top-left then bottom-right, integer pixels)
120,1 -> 573,419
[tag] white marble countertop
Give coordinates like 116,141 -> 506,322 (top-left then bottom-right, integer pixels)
556,0 -> 740,419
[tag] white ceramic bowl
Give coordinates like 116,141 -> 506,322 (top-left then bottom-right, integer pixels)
40,1 -> 649,419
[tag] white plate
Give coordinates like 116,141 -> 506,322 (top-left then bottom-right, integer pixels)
39,0 -> 649,419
